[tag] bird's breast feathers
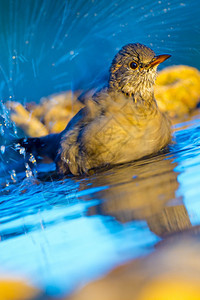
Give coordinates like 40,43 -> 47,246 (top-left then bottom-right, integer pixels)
81,95 -> 171,163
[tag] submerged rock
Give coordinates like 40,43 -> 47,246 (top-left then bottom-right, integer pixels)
0,278 -> 41,300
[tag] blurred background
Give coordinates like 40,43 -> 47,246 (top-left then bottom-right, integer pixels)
0,0 -> 199,103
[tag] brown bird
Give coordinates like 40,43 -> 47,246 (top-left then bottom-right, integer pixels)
16,43 -> 172,175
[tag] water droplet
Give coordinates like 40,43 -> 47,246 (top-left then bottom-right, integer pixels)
5,181 -> 10,187
1,145 -> 5,154
19,147 -> 26,156
25,163 -> 33,178
0,125 -> 4,135
29,153 -> 37,165
10,170 -> 17,183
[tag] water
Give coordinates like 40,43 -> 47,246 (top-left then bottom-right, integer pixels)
0,0 -> 200,297
0,111 -> 200,296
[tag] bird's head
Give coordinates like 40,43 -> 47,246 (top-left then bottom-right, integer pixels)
108,43 -> 171,96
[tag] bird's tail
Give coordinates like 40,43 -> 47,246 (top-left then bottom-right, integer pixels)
1,133 -> 61,173
15,133 -> 61,161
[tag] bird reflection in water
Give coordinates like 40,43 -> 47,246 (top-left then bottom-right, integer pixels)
78,153 -> 192,239
67,152 -> 200,300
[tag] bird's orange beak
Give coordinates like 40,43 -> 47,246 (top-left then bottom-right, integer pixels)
148,54 -> 171,68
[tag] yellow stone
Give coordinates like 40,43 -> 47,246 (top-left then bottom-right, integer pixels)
0,279 -> 40,300
155,65 -> 200,118
7,65 -> 200,137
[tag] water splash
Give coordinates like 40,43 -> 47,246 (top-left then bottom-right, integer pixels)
0,0 -> 198,104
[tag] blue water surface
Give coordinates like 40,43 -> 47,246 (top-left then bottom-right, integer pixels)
0,111 -> 200,295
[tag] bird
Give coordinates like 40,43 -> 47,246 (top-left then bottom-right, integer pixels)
14,43 -> 172,176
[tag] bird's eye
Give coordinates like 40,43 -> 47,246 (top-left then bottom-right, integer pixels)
129,61 -> 138,69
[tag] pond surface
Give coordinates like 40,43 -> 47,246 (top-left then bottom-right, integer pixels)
0,110 -> 200,296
